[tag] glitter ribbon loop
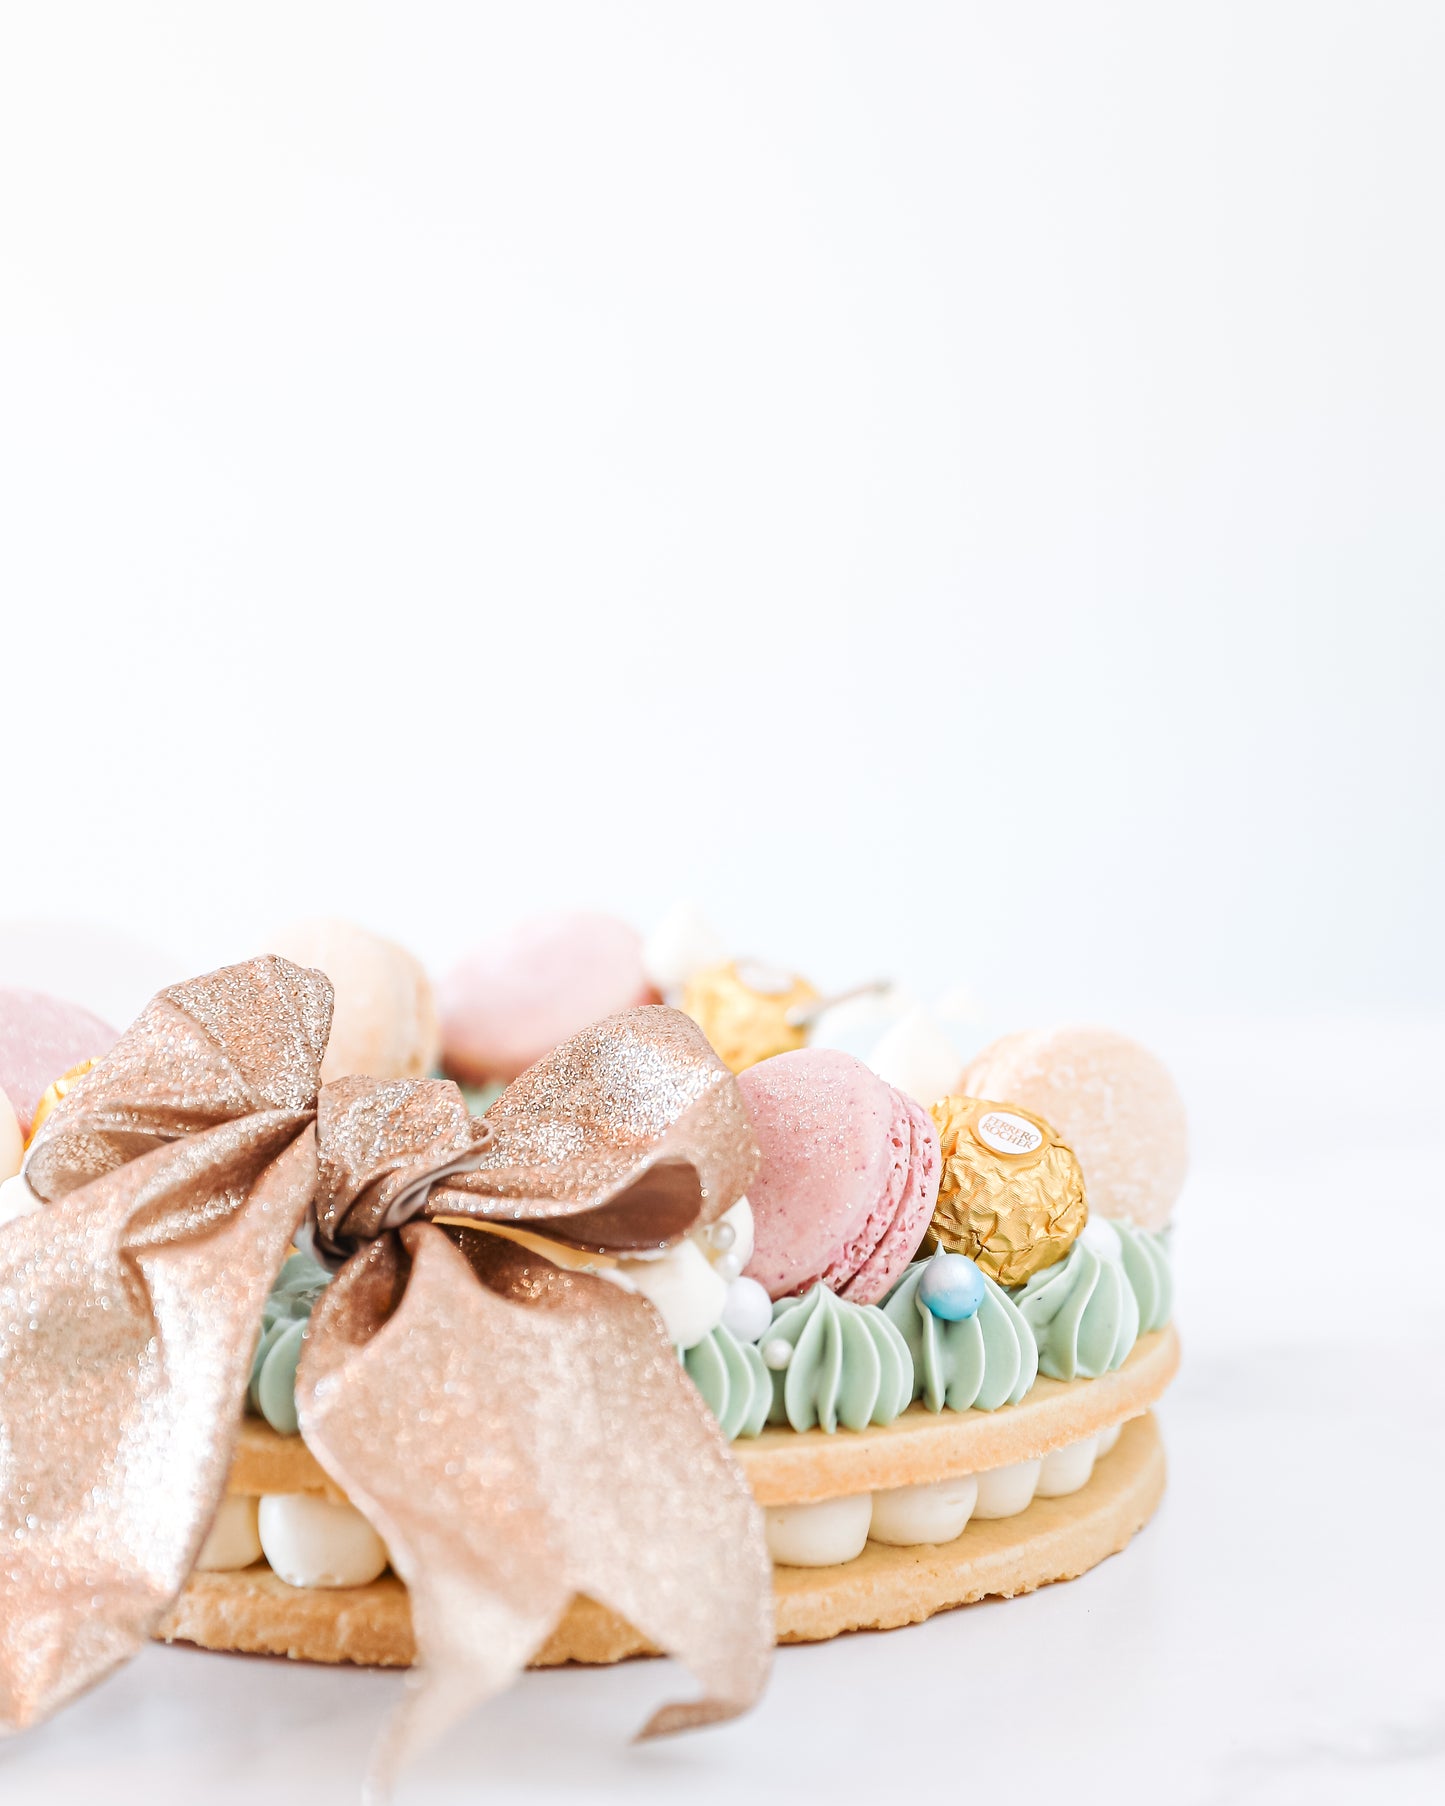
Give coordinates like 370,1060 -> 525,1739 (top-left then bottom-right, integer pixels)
0,957 -> 771,1772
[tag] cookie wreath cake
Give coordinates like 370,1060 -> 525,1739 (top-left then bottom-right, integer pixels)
0,919 -> 1184,1770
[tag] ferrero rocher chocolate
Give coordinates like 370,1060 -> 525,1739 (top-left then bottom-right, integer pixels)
926,1095 -> 1087,1286
24,1061 -> 97,1150
681,960 -> 818,1073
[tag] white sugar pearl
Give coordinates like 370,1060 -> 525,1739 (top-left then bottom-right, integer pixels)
708,1220 -> 737,1252
713,1197 -> 754,1270
720,1275 -> 774,1344
713,1252 -> 742,1283
761,1337 -> 793,1371
258,1494 -> 389,1589
194,1496 -> 262,1572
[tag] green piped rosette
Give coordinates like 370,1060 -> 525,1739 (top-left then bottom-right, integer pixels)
1013,1235 -> 1141,1381
884,1255 -> 1039,1412
248,1251 -> 332,1434
765,1283 -> 914,1433
1115,1220 -> 1172,1331
683,1325 -> 772,1440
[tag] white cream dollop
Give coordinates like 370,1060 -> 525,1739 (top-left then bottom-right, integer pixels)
972,1458 -> 1043,1519
195,1496 -> 263,1572
1035,1434 -> 1099,1498
764,1494 -> 873,1567
257,1494 -> 389,1588
869,1474 -> 979,1547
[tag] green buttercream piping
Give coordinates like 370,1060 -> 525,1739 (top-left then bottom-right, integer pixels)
766,1284 -> 914,1433
1115,1220 -> 1173,1332
883,1257 -> 1038,1412
1014,1235 -> 1140,1380
248,1251 -> 332,1435
683,1325 -> 772,1440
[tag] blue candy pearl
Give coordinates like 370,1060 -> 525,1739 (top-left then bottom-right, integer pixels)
918,1252 -> 986,1322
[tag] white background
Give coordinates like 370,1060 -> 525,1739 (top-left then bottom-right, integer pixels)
1,2 -> 1441,1026
2,8 -> 1443,1804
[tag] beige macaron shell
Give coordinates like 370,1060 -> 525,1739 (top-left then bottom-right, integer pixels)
269,919 -> 440,1084
962,1026 -> 1187,1231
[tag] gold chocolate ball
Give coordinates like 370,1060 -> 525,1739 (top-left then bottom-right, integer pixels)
24,1060 -> 98,1150
680,960 -> 818,1073
927,1095 -> 1087,1286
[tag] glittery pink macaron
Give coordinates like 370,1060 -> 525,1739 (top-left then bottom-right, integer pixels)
0,989 -> 118,1135
439,912 -> 657,1084
739,1047 -> 941,1306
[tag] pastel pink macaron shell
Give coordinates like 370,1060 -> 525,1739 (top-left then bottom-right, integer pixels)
0,989 -> 119,1135
824,1091 -> 940,1303
440,912 -> 656,1083
739,1048 -> 940,1305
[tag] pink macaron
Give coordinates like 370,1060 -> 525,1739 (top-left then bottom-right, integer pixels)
0,989 -> 119,1136
739,1047 -> 941,1306
439,912 -> 657,1084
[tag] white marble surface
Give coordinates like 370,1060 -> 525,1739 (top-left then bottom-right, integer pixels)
3,1018 -> 1443,1805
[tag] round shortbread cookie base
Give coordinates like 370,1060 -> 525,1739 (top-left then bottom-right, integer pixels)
156,1413 -> 1165,1667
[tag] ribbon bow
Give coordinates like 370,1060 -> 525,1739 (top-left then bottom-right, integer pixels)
0,957 -> 771,1781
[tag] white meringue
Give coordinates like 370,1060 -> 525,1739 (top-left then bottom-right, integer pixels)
641,903 -> 728,996
865,1005 -> 963,1107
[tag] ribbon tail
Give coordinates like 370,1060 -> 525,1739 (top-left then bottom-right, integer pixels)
296,1224 -> 773,1791
0,1115 -> 316,1730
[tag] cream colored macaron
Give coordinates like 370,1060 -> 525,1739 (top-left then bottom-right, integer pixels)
268,918 -> 440,1085
962,1025 -> 1187,1231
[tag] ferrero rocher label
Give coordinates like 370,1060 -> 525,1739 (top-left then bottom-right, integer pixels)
927,1095 -> 1087,1286
680,961 -> 818,1073
24,1060 -> 98,1149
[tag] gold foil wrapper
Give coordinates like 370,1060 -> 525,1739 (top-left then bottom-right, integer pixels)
927,1095 -> 1087,1285
680,960 -> 817,1073
23,1060 -> 97,1150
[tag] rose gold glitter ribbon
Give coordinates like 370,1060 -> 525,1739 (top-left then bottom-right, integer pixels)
0,957 -> 769,1779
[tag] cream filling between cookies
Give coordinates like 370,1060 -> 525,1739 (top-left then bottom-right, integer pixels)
198,1418 -> 1131,1586
761,1417 -> 1128,1567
